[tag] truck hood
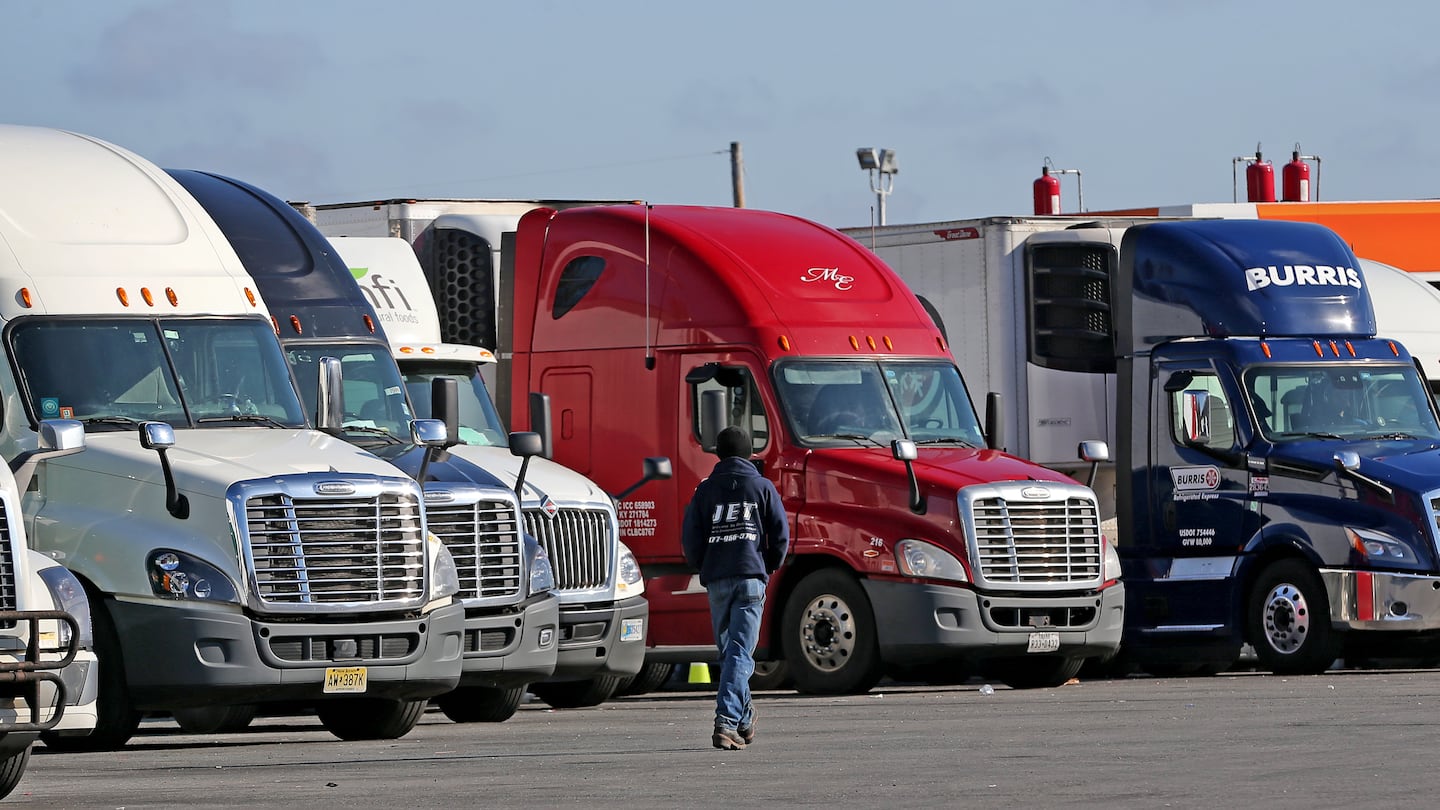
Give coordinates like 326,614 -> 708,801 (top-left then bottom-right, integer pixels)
377,443 -> 610,507
808,444 -> 1083,494
54,428 -> 406,496
1269,438 -> 1440,494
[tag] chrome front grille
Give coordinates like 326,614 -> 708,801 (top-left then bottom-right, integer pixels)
963,484 -> 1102,589
523,507 -> 612,592
244,490 -> 425,606
428,494 -> 523,601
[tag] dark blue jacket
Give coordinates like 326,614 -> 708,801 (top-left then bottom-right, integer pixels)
682,457 -> 790,585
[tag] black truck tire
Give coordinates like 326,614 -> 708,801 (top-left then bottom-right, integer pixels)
434,686 -> 525,723
41,598 -> 141,752
316,698 -> 427,741
783,569 -> 884,695
530,675 -> 624,709
1248,558 -> 1341,675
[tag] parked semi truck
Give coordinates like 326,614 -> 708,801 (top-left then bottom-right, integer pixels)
164,171 -> 561,724
488,203 -> 1123,693
0,422 -> 98,795
855,214 -> 1440,674
325,235 -> 656,705
0,125 -> 465,749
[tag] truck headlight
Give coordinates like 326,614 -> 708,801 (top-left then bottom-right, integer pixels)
1346,527 -> 1419,564
616,541 -> 645,598
1103,535 -> 1123,582
894,539 -> 969,583
526,533 -> 555,595
429,533 -> 460,600
37,565 -> 93,650
147,550 -> 240,603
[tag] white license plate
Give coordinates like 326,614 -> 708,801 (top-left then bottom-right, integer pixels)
1026,632 -> 1061,654
324,666 -> 368,694
620,618 -> 644,643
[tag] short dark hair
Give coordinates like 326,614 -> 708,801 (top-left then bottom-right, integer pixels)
715,426 -> 751,459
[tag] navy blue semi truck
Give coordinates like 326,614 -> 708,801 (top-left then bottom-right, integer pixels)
1113,219 -> 1440,674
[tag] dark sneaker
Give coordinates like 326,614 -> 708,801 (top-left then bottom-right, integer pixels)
712,727 -> 747,750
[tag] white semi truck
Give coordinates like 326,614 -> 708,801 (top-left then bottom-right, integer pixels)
0,125 -> 465,749
325,235 -> 656,705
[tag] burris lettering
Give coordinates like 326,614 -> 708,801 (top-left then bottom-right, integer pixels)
1244,264 -> 1362,291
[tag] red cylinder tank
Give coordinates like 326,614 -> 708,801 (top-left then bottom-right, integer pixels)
1282,150 -> 1311,202
1033,167 -> 1061,214
1246,152 -> 1276,202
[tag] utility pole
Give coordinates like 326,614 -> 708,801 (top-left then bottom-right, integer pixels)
730,142 -> 745,208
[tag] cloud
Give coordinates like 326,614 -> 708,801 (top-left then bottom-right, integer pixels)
66,0 -> 313,101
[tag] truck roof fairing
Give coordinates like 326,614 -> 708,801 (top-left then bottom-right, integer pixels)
1117,219 -> 1374,352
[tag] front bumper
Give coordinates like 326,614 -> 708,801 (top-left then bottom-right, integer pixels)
1322,568 -> 1440,631
456,593 -> 560,689
862,579 -> 1125,664
545,596 -> 648,681
110,597 -> 466,710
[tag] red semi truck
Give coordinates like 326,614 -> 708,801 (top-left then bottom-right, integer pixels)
501,203 -> 1123,693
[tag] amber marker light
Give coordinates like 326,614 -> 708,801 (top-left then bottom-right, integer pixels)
166,288 -> 178,306
116,287 -> 129,306
18,288 -> 31,309
270,316 -> 280,335
778,335 -> 791,352
1329,340 -> 1340,356
1261,342 -> 1272,358
1389,341 -> 1400,357
363,314 -> 375,334
141,287 -> 154,306
289,315 -> 303,334
935,336 -> 945,352
398,346 -> 415,354
422,346 -> 436,354
848,335 -> 860,350
244,287 -> 257,307
1312,340 -> 1324,357
1345,341 -> 1356,357
865,335 -> 876,349
883,336 -> 893,350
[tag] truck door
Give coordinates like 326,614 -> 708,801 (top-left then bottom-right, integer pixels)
1141,360 -> 1260,635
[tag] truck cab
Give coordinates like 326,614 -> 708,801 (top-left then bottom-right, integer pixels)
0,126 -> 466,749
164,170 -> 562,723
326,235 -> 653,706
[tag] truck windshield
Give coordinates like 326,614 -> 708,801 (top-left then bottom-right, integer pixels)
1245,363 -> 1440,441
775,359 -> 984,447
284,342 -> 413,441
10,317 -> 307,428
398,360 -> 509,447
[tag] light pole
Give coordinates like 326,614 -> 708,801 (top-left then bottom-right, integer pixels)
856,147 -> 898,225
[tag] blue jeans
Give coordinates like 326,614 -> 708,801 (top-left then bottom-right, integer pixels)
706,576 -> 765,730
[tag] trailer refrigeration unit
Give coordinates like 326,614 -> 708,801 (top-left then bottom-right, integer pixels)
858,215 -> 1440,674
0,125 -> 466,749
497,203 -> 1123,693
324,235 -> 654,705
165,171 -> 563,724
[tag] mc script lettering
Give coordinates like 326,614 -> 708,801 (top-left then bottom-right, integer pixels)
800,267 -> 855,291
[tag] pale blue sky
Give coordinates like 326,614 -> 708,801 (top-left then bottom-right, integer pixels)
5,0 -> 1436,228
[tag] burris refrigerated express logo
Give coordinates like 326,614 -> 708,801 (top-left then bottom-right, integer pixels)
1171,465 -> 1220,502
800,267 -> 855,291
1244,264 -> 1362,291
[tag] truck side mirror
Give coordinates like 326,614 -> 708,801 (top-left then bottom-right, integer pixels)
891,439 -> 925,515
10,419 -> 87,494
985,392 -> 1005,452
430,377 -> 461,449
699,390 -> 725,452
139,421 -> 188,519
316,356 -> 345,434
1077,440 -> 1110,488
611,457 -> 672,502
509,431 -> 543,497
411,418 -> 448,484
528,392 -> 553,459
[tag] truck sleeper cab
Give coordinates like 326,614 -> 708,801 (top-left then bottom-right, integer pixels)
165,170 -> 561,724
0,125 -> 465,750
327,235 -> 652,706
507,204 -> 1124,693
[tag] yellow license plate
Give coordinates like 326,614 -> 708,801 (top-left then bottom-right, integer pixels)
324,666 -> 368,694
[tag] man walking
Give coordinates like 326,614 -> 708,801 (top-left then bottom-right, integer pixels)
682,426 -> 789,751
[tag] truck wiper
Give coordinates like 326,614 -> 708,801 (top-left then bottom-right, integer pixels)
913,437 -> 977,447
827,433 -> 885,447
80,416 -> 142,429
340,425 -> 405,444
1283,431 -> 1346,440
1360,432 -> 1420,441
197,414 -> 289,428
